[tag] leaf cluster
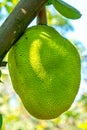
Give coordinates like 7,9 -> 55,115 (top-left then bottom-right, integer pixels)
0,0 -> 19,20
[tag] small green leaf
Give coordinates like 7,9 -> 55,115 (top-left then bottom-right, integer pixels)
0,114 -> 3,129
52,0 -> 82,19
46,0 -> 52,6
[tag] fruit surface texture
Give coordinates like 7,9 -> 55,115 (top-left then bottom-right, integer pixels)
8,25 -> 81,120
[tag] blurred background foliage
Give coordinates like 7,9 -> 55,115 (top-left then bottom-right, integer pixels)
0,0 -> 87,130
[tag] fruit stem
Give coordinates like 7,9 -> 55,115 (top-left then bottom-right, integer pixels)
37,6 -> 47,25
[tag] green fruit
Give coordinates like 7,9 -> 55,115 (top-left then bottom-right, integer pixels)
8,25 -> 81,120
52,0 -> 81,19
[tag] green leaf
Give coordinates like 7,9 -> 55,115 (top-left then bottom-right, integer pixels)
5,4 -> 14,13
52,0 -> 82,19
46,0 -> 52,6
0,114 -> 3,129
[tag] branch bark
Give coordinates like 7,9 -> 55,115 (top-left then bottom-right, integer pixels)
0,0 -> 47,65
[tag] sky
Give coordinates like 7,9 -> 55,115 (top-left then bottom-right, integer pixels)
63,0 -> 87,99
64,0 -> 87,48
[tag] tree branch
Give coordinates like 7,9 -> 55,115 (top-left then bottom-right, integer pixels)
0,0 -> 47,66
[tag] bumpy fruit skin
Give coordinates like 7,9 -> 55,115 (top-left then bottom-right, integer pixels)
8,25 -> 81,120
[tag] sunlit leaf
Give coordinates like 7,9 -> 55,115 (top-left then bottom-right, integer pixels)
78,122 -> 87,129
5,4 -> 13,13
52,0 -> 82,19
12,0 -> 18,5
0,0 -> 7,8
